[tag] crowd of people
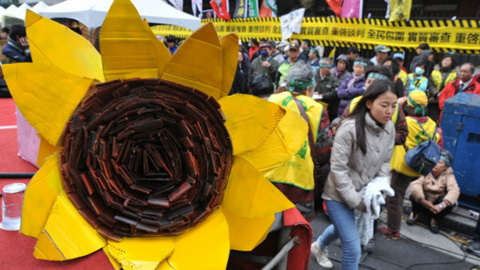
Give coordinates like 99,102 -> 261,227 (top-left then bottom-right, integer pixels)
237,38 -> 480,269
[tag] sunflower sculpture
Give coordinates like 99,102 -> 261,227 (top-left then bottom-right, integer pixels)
4,0 -> 309,269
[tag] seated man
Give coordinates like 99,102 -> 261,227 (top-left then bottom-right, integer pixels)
407,150 -> 460,234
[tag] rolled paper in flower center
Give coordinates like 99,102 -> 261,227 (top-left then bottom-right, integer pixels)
59,79 -> 233,241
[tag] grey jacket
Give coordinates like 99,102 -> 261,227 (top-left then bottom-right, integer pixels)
322,113 -> 395,210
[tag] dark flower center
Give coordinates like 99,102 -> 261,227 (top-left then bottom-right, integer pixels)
60,79 -> 232,241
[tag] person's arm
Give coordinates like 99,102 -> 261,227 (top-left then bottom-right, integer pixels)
438,82 -> 454,110
329,122 -> 364,210
443,170 -> 460,207
394,107 -> 408,145
343,79 -> 365,99
268,59 -> 279,81
336,78 -> 350,99
3,46 -> 31,63
376,126 -> 395,178
409,177 -> 426,202
404,76 -> 411,96
427,75 -> 438,98
321,77 -> 340,103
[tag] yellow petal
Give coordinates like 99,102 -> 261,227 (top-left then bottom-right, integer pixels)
103,248 -> 122,270
156,261 -> 174,270
219,33 -> 239,99
36,135 -> 62,168
34,192 -> 106,260
104,237 -> 174,270
221,207 -> 274,251
165,210 -> 229,270
142,19 -> 172,77
25,10 -> 104,82
240,104 -> 309,172
219,94 -> 284,155
21,153 -> 63,238
161,23 -> 224,99
220,94 -> 308,171
100,0 -> 170,81
222,156 -> 294,218
3,63 -> 93,146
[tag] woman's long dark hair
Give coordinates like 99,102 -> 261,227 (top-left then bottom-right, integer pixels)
348,79 -> 397,155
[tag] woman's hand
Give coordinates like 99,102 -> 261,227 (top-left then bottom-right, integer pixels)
421,199 -> 441,214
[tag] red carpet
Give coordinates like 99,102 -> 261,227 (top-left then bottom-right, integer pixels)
0,98 -> 112,269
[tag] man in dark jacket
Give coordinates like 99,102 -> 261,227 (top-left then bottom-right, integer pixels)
2,24 -> 31,63
314,57 -> 341,121
249,43 -> 279,84
346,46 -> 359,73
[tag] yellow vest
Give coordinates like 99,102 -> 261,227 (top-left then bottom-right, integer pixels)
398,69 -> 408,87
431,70 -> 457,91
265,92 -> 324,190
390,117 -> 440,177
349,96 -> 400,125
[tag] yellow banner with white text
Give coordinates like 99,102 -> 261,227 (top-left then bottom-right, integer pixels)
151,17 -> 480,53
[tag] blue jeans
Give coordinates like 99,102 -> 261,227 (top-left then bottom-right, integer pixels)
316,200 -> 361,270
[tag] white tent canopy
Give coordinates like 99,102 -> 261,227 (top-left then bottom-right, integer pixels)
32,2 -> 50,13
39,0 -> 201,31
3,3 -> 31,21
5,5 -> 17,13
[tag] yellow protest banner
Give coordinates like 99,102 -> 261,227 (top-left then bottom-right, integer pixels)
151,17 -> 480,53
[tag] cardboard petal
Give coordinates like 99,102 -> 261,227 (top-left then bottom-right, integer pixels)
219,94 -> 284,155
161,23 -> 224,99
33,192 -> 106,260
25,10 -> 104,82
240,105 -> 309,172
100,0 -> 170,81
36,134 -> 62,168
220,94 -> 308,171
219,33 -> 239,99
21,153 -> 63,238
221,207 -> 274,251
104,237 -> 174,270
141,19 -> 172,77
165,210 -> 229,270
222,156 -> 294,218
3,63 -> 93,146
156,261 -> 175,270
103,249 -> 122,270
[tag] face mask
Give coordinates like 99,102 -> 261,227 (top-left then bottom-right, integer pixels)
260,50 -> 269,58
415,67 -> 425,75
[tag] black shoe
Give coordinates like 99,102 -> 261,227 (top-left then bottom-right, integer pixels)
406,216 -> 415,226
430,223 -> 439,234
